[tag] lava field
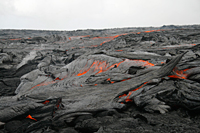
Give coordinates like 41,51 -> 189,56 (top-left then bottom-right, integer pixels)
0,25 -> 200,133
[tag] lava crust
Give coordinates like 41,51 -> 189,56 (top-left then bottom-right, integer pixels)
1,25 -> 200,132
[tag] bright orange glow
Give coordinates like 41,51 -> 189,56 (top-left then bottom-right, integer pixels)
119,94 -> 127,98
31,80 -> 58,89
30,29 -> 165,90
67,29 -> 164,49
55,77 -> 60,80
30,74 -> 67,90
95,61 -> 124,75
42,100 -> 50,104
107,78 -> 115,83
121,78 -> 131,82
119,82 -> 148,102
77,62 -> 97,76
26,115 -> 37,121
168,67 -> 190,79
94,84 -> 98,86
76,60 -> 124,76
31,59 -> 154,90
100,40 -> 110,46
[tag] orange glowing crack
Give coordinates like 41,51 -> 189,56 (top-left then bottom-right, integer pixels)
121,78 -> 131,82
130,59 -> 155,67
68,29 -> 164,49
30,76 -> 66,89
107,78 -> 115,83
31,80 -> 58,89
119,82 -> 148,102
77,61 -> 97,76
76,60 -> 124,76
42,100 -> 50,104
26,115 -> 37,121
106,77 -> 132,84
168,67 -> 190,79
30,59 -> 155,90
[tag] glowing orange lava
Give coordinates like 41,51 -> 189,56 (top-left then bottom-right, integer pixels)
119,82 -> 148,102
107,78 -> 115,83
168,67 -> 190,79
31,30 -> 165,89
30,76 -> 66,89
67,29 -> 164,50
42,100 -> 50,104
26,115 -> 37,121
121,78 -> 131,82
76,60 -> 124,76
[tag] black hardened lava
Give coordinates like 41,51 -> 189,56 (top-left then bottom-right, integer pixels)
1,25 -> 200,132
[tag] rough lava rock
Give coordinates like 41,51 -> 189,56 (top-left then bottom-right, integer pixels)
0,25 -> 200,132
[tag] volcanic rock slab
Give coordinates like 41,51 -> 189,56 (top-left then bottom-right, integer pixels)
0,25 -> 200,132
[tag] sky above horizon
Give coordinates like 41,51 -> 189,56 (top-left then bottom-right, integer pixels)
0,0 -> 200,31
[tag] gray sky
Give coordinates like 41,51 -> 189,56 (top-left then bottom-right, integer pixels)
0,0 -> 200,30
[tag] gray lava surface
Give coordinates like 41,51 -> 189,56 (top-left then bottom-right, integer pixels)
1,25 -> 200,133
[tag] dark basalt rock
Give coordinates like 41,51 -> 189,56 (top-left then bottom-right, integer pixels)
0,25 -> 200,132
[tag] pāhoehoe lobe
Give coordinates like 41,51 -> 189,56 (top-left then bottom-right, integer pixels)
1,26 -> 200,132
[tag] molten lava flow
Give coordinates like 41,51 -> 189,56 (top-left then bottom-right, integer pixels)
77,61 -> 97,76
31,76 -> 66,90
30,29 -> 161,89
119,94 -> 127,98
55,77 -> 61,80
76,60 -> 125,76
31,80 -> 58,89
68,29 -> 165,50
31,59 -> 154,90
121,78 -> 131,82
107,78 -> 115,83
42,100 -> 50,104
119,82 -> 148,102
10,38 -> 22,41
100,40 -> 110,46
26,115 -> 37,121
129,59 -> 154,67
168,67 -> 190,79
76,59 -> 154,77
